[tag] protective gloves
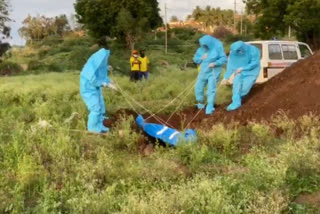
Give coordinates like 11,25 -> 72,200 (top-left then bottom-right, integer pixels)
107,83 -> 118,91
236,68 -> 243,74
220,79 -> 228,86
102,82 -> 118,91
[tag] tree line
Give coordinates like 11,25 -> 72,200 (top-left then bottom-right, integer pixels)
1,0 -> 320,50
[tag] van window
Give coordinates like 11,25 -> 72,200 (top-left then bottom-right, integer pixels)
299,44 -> 312,58
269,44 -> 282,60
250,43 -> 263,59
282,45 -> 298,60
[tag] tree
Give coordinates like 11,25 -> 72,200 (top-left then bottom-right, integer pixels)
54,15 -> 71,37
188,6 -> 234,32
284,0 -> 320,48
0,0 -> 11,41
236,15 -> 254,35
191,6 -> 204,21
244,0 -> 288,39
244,0 -> 320,48
69,14 -> 83,31
74,0 -> 162,47
19,15 -> 71,43
170,16 -> 179,22
0,42 -> 9,57
116,8 -> 148,50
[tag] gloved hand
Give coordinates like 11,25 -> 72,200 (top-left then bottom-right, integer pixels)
201,54 -> 208,60
107,83 -> 118,91
236,68 -> 243,74
220,79 -> 228,86
102,82 -> 108,87
209,63 -> 216,68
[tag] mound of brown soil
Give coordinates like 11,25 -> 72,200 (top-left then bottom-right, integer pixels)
239,50 -> 320,120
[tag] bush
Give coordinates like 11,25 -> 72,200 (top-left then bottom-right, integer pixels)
168,28 -> 197,40
27,60 -> 47,71
213,26 -> 233,39
40,35 -> 64,47
47,62 -> 64,72
0,61 -> 23,76
67,46 -> 99,70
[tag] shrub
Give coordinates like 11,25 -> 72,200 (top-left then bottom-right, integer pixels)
27,60 -> 47,71
200,124 -> 240,157
47,62 -> 64,72
68,46 -> 99,70
168,28 -> 197,40
0,61 -> 23,76
40,35 -> 64,47
108,116 -> 141,152
213,26 -> 233,39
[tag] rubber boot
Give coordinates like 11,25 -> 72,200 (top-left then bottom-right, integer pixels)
205,103 -> 215,115
101,126 -> 110,133
196,103 -> 205,110
101,124 -> 110,132
227,102 -> 241,111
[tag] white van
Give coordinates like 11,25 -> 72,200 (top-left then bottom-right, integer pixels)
247,40 -> 313,83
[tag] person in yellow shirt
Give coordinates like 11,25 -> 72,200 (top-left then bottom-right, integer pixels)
138,50 -> 150,80
130,50 -> 141,81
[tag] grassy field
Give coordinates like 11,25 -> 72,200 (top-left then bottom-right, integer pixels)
0,68 -> 320,213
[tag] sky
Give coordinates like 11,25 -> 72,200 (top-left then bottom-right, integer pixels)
7,0 -> 244,45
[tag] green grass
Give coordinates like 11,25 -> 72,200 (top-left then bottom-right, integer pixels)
1,69 -> 320,213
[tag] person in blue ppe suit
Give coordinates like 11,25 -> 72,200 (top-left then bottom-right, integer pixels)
80,48 -> 117,133
193,35 -> 227,115
136,115 -> 197,146
220,41 -> 261,111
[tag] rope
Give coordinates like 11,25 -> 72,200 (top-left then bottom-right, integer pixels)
124,92 -> 174,127
145,77 -> 198,121
183,81 -> 226,129
113,80 -> 174,128
183,66 -> 228,129
113,82 -> 140,116
166,81 -> 195,123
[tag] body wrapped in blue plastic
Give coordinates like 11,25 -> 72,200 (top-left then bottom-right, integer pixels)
224,41 -> 261,111
80,48 -> 111,133
136,115 -> 197,146
193,35 -> 227,114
